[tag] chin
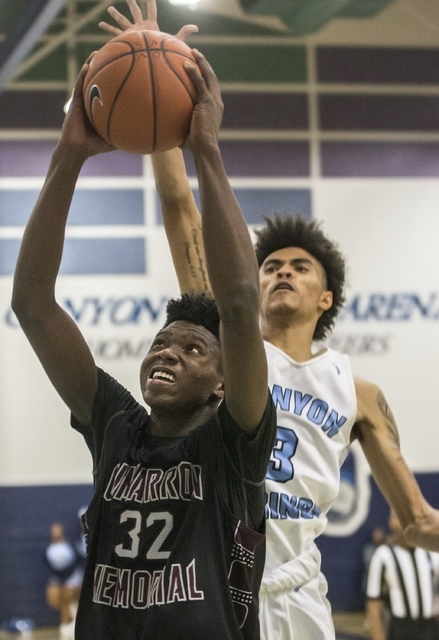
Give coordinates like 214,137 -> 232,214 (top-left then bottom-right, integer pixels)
267,301 -> 298,317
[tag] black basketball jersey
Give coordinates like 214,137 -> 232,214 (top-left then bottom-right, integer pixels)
71,368 -> 276,640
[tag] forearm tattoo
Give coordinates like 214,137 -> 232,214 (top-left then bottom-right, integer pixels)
191,227 -> 208,290
377,391 -> 400,448
182,225 -> 209,292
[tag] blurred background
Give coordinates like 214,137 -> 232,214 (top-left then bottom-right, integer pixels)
0,0 -> 438,635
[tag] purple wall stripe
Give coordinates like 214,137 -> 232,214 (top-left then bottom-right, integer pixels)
183,142 -> 310,178
319,94 -> 439,131
0,91 -> 66,129
221,93 -> 308,130
0,141 -> 57,176
318,47 -> 439,85
0,90 -> 308,131
0,141 -> 142,177
80,151 -> 143,177
321,142 -> 439,177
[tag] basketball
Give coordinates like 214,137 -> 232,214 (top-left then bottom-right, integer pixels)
83,29 -> 199,154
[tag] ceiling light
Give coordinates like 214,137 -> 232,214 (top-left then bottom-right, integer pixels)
168,0 -> 200,7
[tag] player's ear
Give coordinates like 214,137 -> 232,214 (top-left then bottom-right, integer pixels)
319,290 -> 333,311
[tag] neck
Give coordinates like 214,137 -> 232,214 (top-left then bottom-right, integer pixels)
261,316 -> 322,362
148,403 -> 216,438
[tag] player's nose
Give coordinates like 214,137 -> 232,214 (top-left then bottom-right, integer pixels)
276,264 -> 292,277
157,345 -> 179,362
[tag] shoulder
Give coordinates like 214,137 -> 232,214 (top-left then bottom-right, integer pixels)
73,368 -> 145,435
352,380 -> 403,454
353,376 -> 389,426
96,368 -> 140,410
217,393 -> 275,434
354,376 -> 381,401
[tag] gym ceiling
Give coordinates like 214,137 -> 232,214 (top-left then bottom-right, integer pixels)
0,0 -> 399,94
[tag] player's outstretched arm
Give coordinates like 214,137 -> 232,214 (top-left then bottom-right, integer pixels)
184,52 -> 268,437
352,377 -> 439,551
152,149 -> 212,295
11,62 -> 114,426
99,0 -> 207,296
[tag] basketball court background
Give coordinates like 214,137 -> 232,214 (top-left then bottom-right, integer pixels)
1,0 -> 439,626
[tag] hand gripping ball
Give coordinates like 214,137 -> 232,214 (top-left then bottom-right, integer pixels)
83,30 -> 198,154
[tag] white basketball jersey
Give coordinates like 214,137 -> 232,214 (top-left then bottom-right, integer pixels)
262,341 -> 357,592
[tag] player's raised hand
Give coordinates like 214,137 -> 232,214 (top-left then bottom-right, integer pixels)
61,60 -> 115,158
98,0 -> 198,42
183,50 -> 224,153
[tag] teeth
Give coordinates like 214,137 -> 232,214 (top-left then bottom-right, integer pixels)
152,371 -> 175,382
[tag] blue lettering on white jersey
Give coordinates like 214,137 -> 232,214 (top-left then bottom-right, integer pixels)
271,384 -> 347,439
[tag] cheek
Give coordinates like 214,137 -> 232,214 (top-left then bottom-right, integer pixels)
306,277 -> 325,296
259,281 -> 269,302
139,356 -> 151,384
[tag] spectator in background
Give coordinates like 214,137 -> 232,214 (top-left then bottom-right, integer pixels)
366,510 -> 439,640
45,523 -> 83,640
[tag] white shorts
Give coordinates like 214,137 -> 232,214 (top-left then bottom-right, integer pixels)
259,572 -> 335,640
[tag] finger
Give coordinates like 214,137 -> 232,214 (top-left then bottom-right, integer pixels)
72,62 -> 89,100
184,61 -> 206,98
106,5 -> 133,30
126,0 -> 144,23
98,20 -> 123,36
146,0 -> 158,23
85,51 -> 98,65
191,50 -> 220,98
175,24 -> 199,41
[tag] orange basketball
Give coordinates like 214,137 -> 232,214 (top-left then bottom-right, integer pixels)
83,30 -> 198,154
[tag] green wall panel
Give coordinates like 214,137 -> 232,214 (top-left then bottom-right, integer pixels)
76,41 -> 307,85
197,45 -> 307,83
18,45 -> 68,82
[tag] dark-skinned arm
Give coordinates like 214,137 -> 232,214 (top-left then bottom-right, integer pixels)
13,0 -> 198,425
352,377 -> 439,551
184,52 -> 268,436
11,63 -> 114,425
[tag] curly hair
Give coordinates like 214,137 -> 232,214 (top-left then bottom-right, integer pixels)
163,293 -> 220,340
254,215 -> 346,341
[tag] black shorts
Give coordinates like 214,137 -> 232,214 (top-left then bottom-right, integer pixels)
388,617 -> 439,640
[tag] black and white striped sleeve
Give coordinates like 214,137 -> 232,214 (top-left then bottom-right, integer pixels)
366,545 -> 387,600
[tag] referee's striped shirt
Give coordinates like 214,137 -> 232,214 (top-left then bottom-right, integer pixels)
366,543 -> 439,619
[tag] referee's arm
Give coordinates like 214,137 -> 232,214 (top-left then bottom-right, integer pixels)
365,549 -> 387,640
366,598 -> 386,640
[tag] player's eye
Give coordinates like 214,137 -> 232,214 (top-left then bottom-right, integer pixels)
187,345 -> 202,354
152,339 -> 167,349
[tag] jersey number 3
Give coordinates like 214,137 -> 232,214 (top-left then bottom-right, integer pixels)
267,426 -> 298,483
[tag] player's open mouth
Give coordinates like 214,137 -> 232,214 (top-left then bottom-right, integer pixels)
150,370 -> 176,383
273,283 -> 294,292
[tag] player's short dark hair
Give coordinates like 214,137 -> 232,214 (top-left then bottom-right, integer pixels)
163,293 -> 220,341
254,214 -> 346,341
